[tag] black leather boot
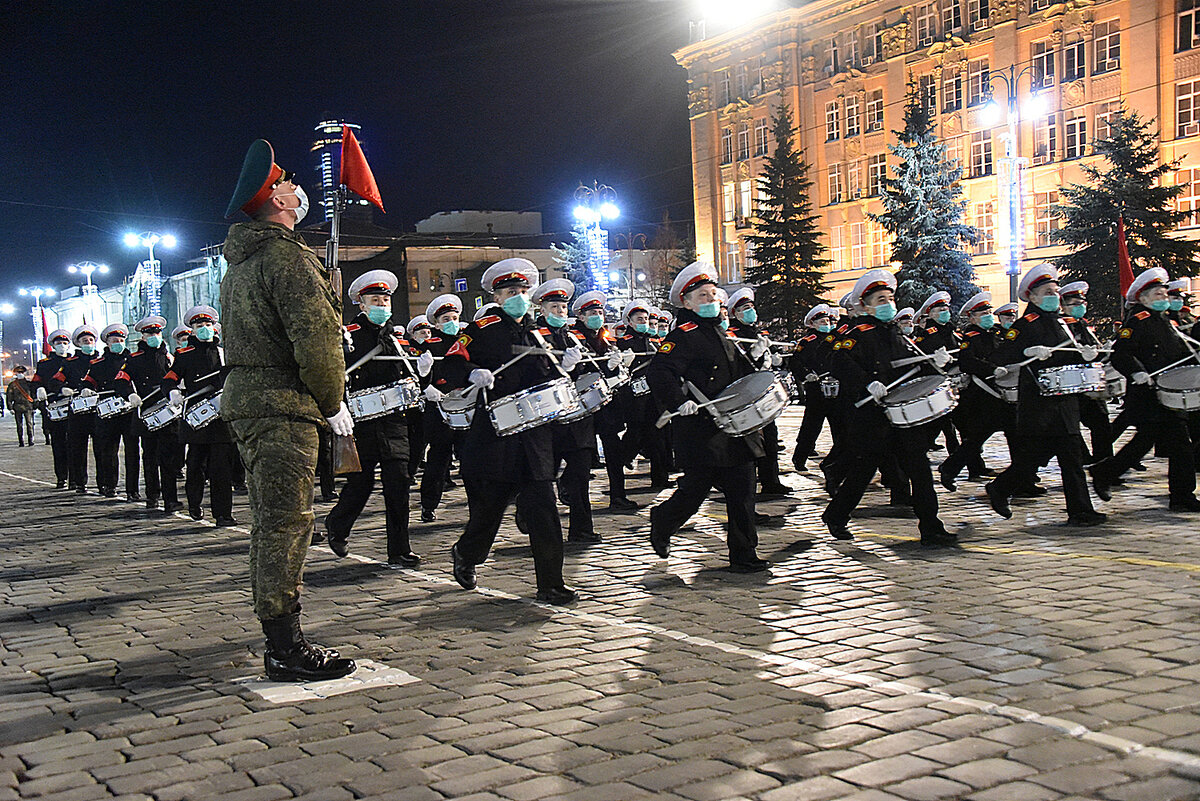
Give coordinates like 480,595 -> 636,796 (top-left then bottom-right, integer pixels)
261,611 -> 355,682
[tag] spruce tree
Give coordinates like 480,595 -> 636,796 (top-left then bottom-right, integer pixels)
872,80 -> 979,312
746,102 -> 830,336
551,223 -> 598,295
1052,107 -> 1199,322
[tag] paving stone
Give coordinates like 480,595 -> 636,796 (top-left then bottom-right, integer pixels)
759,776 -> 860,801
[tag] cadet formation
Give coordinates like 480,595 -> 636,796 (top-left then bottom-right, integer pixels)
14,139 -> 1200,682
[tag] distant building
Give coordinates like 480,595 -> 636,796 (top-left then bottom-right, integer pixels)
415,210 -> 544,236
311,119 -> 374,223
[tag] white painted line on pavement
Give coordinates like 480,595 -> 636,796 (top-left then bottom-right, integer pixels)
233,659 -> 420,703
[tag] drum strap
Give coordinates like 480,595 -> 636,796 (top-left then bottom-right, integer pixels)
971,375 -> 1003,399
530,329 -> 574,382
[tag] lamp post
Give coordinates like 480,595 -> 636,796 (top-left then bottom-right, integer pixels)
18,286 -> 55,357
983,64 -> 1042,303
22,339 -> 37,368
67,262 -> 108,324
124,231 -> 176,317
612,231 -> 647,301
573,182 -> 620,296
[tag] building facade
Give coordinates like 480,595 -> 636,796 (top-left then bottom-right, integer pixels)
674,0 -> 1200,307
311,119 -> 374,223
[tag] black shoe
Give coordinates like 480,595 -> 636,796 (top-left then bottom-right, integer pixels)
759,483 -> 791,497
973,467 -> 998,478
985,481 -> 1012,519
262,613 -> 355,683
929,442 -> 944,451
568,531 -> 602,544
889,493 -> 913,508
75,486 -> 87,494
233,483 -> 247,493
101,488 -> 117,498
126,493 -> 142,503
649,514 -> 671,558
1169,497 -> 1200,512
214,516 -> 238,527
938,465 -> 957,493
792,458 -> 809,473
754,512 -> 771,525
144,497 -> 159,510
1132,462 -> 1148,471
163,501 -> 183,514
649,480 -> 675,490
318,493 -> 338,504
1088,463 -> 1113,502
607,497 -> 639,513
822,514 -> 853,540
451,544 -> 476,590
444,478 -> 457,489
389,551 -> 421,568
420,508 -> 436,523
1012,484 -> 1048,498
535,586 -> 577,605
1066,510 -> 1107,527
310,529 -> 326,546
727,558 -> 770,573
56,480 -> 66,489
920,528 -> 958,548
188,507 -> 203,521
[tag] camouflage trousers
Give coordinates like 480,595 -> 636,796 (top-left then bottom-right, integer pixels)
230,417 -> 318,621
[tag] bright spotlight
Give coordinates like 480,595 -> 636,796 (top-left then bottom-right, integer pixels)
0,303 -> 15,315
1025,92 -> 1047,118
98,264 -> 109,274
573,206 -> 589,222
981,99 -> 1002,126
161,234 -> 177,248
599,202 -> 620,220
123,233 -> 140,248
68,265 -> 78,274
637,272 -> 647,282
608,271 -> 621,283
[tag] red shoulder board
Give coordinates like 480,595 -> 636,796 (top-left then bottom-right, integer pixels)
1134,310 -> 1151,320
571,331 -> 586,341
52,370 -> 66,381
90,357 -> 103,364
345,324 -> 361,332
678,322 -> 698,332
130,350 -> 144,357
964,330 -> 980,337
426,336 -> 443,343
601,328 -> 615,340
177,346 -> 194,353
394,337 -> 410,347
801,334 -> 816,342
1022,312 -> 1039,321
66,355 -> 78,361
476,315 -> 501,327
537,327 -> 552,336
854,323 -> 874,332
1061,316 -> 1077,324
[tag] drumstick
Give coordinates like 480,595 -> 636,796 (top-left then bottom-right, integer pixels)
655,397 -> 720,429
1148,351 -> 1200,379
854,367 -> 920,408
729,335 -> 796,350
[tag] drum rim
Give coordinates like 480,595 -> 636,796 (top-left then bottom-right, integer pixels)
1157,365 -> 1200,390
884,375 -> 950,404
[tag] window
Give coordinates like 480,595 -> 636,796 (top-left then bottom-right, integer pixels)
943,66 -> 963,112
971,131 -> 993,177
1063,35 -> 1085,81
861,22 -> 879,65
721,127 -> 733,164
1031,0 -> 1051,10
850,222 -> 868,270
1034,114 -> 1058,164
1094,19 -> 1121,73
754,119 -> 769,156
867,153 -> 887,196
866,89 -> 884,131
735,64 -> 749,99
725,241 -> 741,281
1033,190 -> 1059,247
870,221 -> 890,266
1180,0 -> 1200,53
719,70 -> 731,106
828,163 -> 845,204
1095,101 -> 1119,142
1032,41 -> 1055,89
737,124 -> 750,161
942,0 -> 962,34
722,183 -> 735,222
1177,167 -> 1200,226
826,36 -> 841,74
946,135 -> 963,169
968,0 -> 989,31
1178,80 -> 1200,137
916,3 -> 937,46
919,74 -> 937,115
848,160 -> 862,198
845,34 -> 859,68
738,180 -> 753,221
845,94 -> 861,136
974,202 -> 996,254
968,58 -> 990,106
1064,111 -> 1087,158
826,101 -> 841,140
830,225 -> 846,271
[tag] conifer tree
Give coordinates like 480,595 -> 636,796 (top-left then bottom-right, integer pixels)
551,223 -> 598,295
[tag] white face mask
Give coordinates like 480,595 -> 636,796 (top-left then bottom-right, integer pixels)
279,186 -> 309,224
53,343 -> 68,356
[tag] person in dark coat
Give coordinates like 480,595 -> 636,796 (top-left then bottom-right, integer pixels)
618,300 -> 671,489
416,294 -> 467,522
87,323 -> 141,499
59,325 -> 102,493
117,316 -> 174,510
1059,282 -> 1115,465
789,304 -> 837,474
32,329 -> 74,486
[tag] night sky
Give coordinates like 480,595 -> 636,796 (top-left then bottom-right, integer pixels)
2,0 -> 696,334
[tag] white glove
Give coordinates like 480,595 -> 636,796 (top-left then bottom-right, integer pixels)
561,346 -> 583,371
1132,371 -> 1152,386
1079,345 -> 1098,362
620,350 -> 636,367
1024,345 -> 1053,361
128,393 -> 142,408
805,372 -> 820,383
423,384 -> 445,402
168,389 -> 184,408
675,400 -> 700,416
749,338 -> 769,359
932,347 -> 952,369
61,387 -> 76,397
416,351 -> 435,377
769,352 -> 784,368
992,366 -> 1011,379
326,401 -> 355,437
606,352 -> 623,370
867,381 -> 888,402
468,368 -> 495,389
36,387 -> 47,401
80,387 -> 97,397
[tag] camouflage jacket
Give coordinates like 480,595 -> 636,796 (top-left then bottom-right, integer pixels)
219,221 -> 344,423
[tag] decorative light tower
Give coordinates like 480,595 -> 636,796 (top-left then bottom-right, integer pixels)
573,182 -> 620,295
18,286 -> 55,356
67,262 -> 108,323
123,232 -> 176,317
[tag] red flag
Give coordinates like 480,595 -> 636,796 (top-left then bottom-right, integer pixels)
339,126 -> 385,212
40,307 -> 50,356
1117,215 -> 1135,301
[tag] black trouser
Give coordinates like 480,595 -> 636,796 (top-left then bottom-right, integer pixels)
95,413 -> 139,495
756,421 -> 783,488
794,385 -> 828,465
315,426 -> 335,499
1078,397 -> 1114,462
820,404 -> 850,489
47,418 -> 69,483
160,424 -> 184,506
556,446 -> 595,539
420,416 -> 455,513
992,434 -> 1095,516
599,429 -> 628,501
651,462 -> 758,565
407,409 -> 425,478
13,408 -> 34,445
824,422 -> 945,537
137,425 -> 169,503
456,477 -> 564,591
1096,405 -> 1196,502
622,420 -> 669,484
326,445 -> 411,560
186,441 -> 234,518
67,412 -> 98,490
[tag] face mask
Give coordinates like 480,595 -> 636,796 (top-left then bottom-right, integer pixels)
194,326 -> 215,342
1149,298 -> 1171,312
144,335 -> 162,349
53,343 -> 68,356
633,322 -> 650,334
1067,303 -> 1086,318
979,314 -> 995,329
278,186 -> 309,224
872,301 -> 897,322
502,293 -> 532,319
365,306 -> 390,325
738,308 -> 758,325
1035,295 -> 1060,313
438,321 -> 458,336
546,313 -> 567,328
80,344 -> 96,355
933,309 -> 951,325
900,323 -> 914,335
108,341 -> 125,354
585,314 -> 604,330
719,318 -> 730,330
816,322 -> 833,334
696,302 -> 720,318
1170,297 -> 1185,311
1000,318 -> 1014,329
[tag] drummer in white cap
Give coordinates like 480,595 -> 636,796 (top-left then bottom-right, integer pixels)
1090,268 -> 1200,512
821,269 -> 955,546
994,302 -> 1019,331
1167,278 -> 1191,325
895,307 -> 916,337
412,297 -> 463,522
645,261 -> 771,572
1060,281 -> 1114,465
90,323 -> 139,499
790,304 -> 838,474
433,257 -> 576,604
618,299 -> 671,489
120,315 -> 175,510
61,324 -> 101,493
32,328 -> 75,487
987,263 -> 1105,525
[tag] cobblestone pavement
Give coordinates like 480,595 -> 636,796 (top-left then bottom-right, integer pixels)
3,407 -> 1200,801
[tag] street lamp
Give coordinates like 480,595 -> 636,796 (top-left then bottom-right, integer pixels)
123,231 -> 176,317
613,231 -> 648,301
983,64 -> 1041,303
68,261 -> 109,293
18,287 -> 55,357
21,339 -> 37,368
573,182 -> 619,295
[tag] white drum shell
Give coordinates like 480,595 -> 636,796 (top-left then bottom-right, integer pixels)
995,371 -> 1019,403
347,379 -> 421,421
709,371 -> 790,436
487,378 -> 581,436
184,393 -> 222,429
1035,363 -> 1106,396
882,376 -> 958,427
558,372 -> 613,422
1156,365 -> 1200,411
141,400 -> 181,431
630,375 -> 650,396
438,390 -> 477,429
97,396 -> 132,418
47,399 -> 71,421
69,395 -> 98,414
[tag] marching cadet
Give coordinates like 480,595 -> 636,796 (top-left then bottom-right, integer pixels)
531,279 -> 601,543
163,305 -> 236,526
89,323 -> 140,499
995,302 -> 1019,331
416,293 -> 465,521
645,262 -> 770,572
1089,268 -> 1200,511
60,325 -> 101,493
986,264 -> 1106,526
404,314 -> 432,480
914,291 -> 962,455
118,316 -> 174,510
1168,279 -> 1191,326
789,303 -> 837,473
6,365 -> 35,448
323,270 -> 422,564
1060,282 -> 1114,464
895,307 -> 916,337
32,329 -> 73,486
820,294 -> 863,494
619,300 -> 671,489
433,258 -> 576,605
727,287 -> 791,496
821,269 -> 955,546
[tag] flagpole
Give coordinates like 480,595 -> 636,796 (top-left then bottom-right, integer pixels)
326,184 -> 345,322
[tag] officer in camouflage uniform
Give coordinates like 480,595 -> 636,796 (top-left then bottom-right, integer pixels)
219,139 -> 356,682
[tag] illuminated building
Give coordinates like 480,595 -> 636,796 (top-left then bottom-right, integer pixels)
311,119 -> 374,222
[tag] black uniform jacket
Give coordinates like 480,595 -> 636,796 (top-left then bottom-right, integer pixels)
118,342 -> 172,404
955,324 -> 1009,420
618,329 -> 659,424
1112,304 -> 1194,417
540,317 -> 595,452
162,336 -> 231,445
33,353 -> 71,399
830,317 -> 934,426
54,352 -> 94,393
913,319 -> 960,355
84,347 -> 133,403
645,308 -> 765,469
344,312 -> 415,462
994,308 -> 1086,436
730,320 -> 772,371
573,322 -> 625,437
433,309 -> 558,481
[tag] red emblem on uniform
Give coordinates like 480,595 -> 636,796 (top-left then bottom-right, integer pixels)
678,322 -> 698,332
476,315 -> 501,327
345,323 -> 360,332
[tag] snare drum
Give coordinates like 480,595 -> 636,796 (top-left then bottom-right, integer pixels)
1035,363 -> 1105,396
438,388 -> 477,429
881,375 -> 958,427
487,378 -> 581,436
1156,365 -> 1200,411
819,376 -> 840,399
184,392 -> 222,429
347,378 -> 421,421
141,400 -> 181,431
708,371 -> 790,436
46,399 -> 71,421
994,370 -> 1019,403
1087,363 -> 1126,401
630,374 -> 650,396
97,395 -> 133,418
774,369 -> 801,403
69,394 -> 98,414
557,372 -> 614,422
